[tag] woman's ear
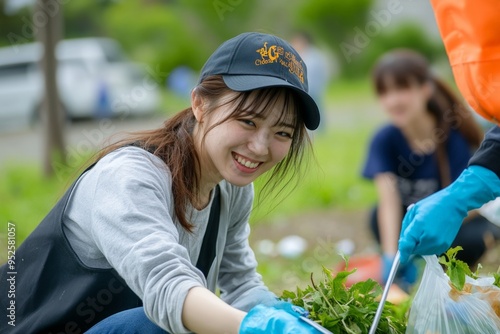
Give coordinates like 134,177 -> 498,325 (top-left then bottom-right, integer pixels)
191,89 -> 205,122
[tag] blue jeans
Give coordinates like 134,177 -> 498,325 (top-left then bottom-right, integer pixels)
85,307 -> 168,334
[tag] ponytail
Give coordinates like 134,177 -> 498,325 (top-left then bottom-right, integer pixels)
427,77 -> 483,187
94,108 -> 201,231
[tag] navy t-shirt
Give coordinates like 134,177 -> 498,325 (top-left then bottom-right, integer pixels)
362,124 -> 472,207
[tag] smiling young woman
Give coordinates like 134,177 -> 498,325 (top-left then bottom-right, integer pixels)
0,33 -> 321,334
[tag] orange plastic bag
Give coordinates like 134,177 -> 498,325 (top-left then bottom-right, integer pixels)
431,0 -> 500,124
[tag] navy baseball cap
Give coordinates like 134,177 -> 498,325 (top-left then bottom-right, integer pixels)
198,32 -> 320,130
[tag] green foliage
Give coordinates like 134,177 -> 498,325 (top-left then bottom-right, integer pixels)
381,24 -> 445,62
0,163 -> 73,244
339,23 -> 446,78
100,1 -> 205,77
0,6 -> 34,46
0,153 -> 92,250
177,0 -> 256,40
295,0 -> 373,47
0,0 -> 444,80
63,1 -> 113,38
281,266 -> 407,333
493,269 -> 500,289
439,246 -> 478,291
440,246 -> 500,292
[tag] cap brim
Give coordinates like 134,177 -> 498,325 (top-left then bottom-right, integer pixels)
223,75 -> 320,130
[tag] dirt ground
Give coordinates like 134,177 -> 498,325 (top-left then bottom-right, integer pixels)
250,208 -> 500,279
251,209 -> 375,254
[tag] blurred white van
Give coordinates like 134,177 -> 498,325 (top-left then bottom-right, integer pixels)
0,38 -> 160,130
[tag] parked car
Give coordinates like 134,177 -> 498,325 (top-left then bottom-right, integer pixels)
0,37 -> 160,131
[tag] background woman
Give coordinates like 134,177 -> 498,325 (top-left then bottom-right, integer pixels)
362,49 -> 499,289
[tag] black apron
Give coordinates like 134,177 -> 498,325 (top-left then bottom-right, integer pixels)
1,152 -> 221,334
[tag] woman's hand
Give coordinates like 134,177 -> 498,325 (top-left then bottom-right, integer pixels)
398,166 -> 500,264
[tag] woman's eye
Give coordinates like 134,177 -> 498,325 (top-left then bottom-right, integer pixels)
239,119 -> 256,127
277,131 -> 292,138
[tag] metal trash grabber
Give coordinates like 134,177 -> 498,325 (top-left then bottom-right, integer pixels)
368,251 -> 401,334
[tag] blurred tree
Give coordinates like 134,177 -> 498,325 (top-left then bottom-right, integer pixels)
63,1 -> 111,38
342,23 -> 445,78
1,0 -> 70,177
0,1 -> 110,46
100,1 -> 201,82
293,0 -> 445,78
0,4 -> 35,46
376,23 -> 444,62
294,0 -> 373,53
99,0 -> 290,78
35,0 -> 66,176
0,0 -> 446,81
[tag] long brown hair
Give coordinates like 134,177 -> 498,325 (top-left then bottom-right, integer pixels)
94,75 -> 310,231
372,49 -> 483,187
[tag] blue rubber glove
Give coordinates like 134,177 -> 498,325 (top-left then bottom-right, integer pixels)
399,165 -> 500,264
239,302 -> 321,334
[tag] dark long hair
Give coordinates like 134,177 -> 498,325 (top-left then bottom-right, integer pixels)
94,75 -> 310,231
372,49 -> 483,187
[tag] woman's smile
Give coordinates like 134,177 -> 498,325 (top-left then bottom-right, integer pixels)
232,152 -> 263,172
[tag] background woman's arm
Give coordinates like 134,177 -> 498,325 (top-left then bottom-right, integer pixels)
374,172 -> 402,255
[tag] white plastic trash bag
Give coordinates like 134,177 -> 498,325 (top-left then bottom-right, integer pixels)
406,255 -> 500,334
479,197 -> 500,226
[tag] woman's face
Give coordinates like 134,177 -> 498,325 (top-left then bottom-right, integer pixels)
194,90 -> 296,187
378,76 -> 432,128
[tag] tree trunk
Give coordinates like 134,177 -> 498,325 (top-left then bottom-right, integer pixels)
36,0 -> 66,177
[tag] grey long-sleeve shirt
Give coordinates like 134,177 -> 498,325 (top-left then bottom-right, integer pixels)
62,146 -> 276,333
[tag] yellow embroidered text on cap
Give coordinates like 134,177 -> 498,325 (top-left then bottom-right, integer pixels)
255,42 -> 305,83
